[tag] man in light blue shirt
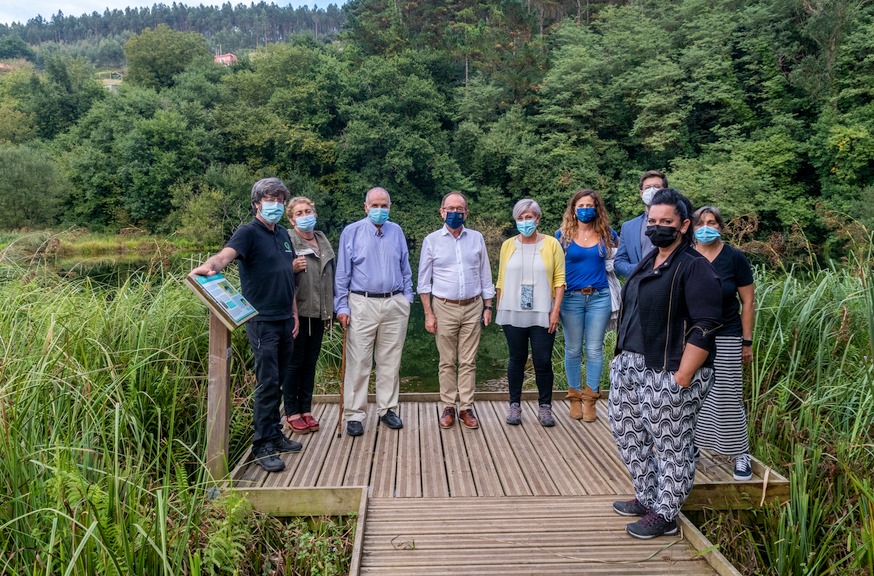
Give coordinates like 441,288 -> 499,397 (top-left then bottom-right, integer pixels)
418,192 -> 495,430
335,187 -> 414,436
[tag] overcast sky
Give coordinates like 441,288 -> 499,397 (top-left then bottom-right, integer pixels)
1,1 -> 342,26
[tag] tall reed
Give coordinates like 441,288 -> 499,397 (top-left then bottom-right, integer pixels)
0,268 -> 350,575
700,253 -> 874,575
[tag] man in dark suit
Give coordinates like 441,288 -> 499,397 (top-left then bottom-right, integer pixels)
614,170 -> 669,278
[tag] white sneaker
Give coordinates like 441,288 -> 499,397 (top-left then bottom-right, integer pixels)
733,454 -> 753,481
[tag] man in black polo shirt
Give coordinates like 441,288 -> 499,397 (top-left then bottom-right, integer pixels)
192,177 -> 302,472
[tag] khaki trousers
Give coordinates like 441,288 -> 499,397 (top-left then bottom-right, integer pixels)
344,292 -> 410,422
432,297 -> 482,410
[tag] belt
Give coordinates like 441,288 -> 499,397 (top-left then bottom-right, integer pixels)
435,296 -> 481,306
351,289 -> 403,298
571,286 -> 596,295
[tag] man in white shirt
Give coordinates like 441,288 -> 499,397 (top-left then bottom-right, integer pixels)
418,192 -> 496,429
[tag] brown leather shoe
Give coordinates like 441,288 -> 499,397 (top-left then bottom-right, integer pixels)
439,407 -> 456,429
458,409 -> 479,429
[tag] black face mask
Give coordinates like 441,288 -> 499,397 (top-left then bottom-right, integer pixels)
645,225 -> 680,248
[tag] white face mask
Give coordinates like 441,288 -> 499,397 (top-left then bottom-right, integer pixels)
641,186 -> 660,206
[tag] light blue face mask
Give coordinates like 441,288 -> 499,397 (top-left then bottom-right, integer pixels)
369,207 -> 390,225
295,214 -> 317,232
516,220 -> 537,237
694,225 -> 721,245
260,201 -> 284,224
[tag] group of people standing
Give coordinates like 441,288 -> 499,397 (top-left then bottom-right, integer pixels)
192,170 -> 755,541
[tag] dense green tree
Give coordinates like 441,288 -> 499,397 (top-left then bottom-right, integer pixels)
124,24 -> 210,90
0,144 -> 68,227
0,34 -> 35,60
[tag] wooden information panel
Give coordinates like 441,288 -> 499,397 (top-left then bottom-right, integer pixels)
185,273 -> 258,330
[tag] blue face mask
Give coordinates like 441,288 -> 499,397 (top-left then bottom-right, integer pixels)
260,201 -> 284,225
368,207 -> 390,225
695,225 -> 721,245
576,207 -> 596,223
295,214 -> 317,232
516,220 -> 537,237
445,211 -> 465,229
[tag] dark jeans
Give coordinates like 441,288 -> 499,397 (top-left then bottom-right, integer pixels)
283,316 -> 325,415
503,324 -> 556,406
245,318 -> 295,449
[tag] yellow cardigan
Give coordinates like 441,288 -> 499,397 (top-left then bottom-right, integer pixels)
496,235 -> 566,291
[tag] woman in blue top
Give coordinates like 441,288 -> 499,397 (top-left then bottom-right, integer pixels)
557,189 -> 617,423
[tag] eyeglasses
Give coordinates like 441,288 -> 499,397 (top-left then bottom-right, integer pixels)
260,196 -> 285,204
442,206 -> 467,213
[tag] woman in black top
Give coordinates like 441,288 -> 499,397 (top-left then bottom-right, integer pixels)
691,206 -> 755,481
608,189 -> 722,539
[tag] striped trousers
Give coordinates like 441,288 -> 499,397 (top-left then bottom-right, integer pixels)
608,351 -> 713,521
694,335 -> 749,456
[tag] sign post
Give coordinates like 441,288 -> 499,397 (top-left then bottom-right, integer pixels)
206,313 -> 231,480
185,273 -> 258,480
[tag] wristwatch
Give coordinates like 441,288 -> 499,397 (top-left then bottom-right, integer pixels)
741,339 -> 753,346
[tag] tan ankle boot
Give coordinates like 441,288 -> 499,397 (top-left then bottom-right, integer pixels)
581,387 -> 599,422
566,388 -> 584,420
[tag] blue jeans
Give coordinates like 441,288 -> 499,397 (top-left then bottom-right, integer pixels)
560,288 -> 612,392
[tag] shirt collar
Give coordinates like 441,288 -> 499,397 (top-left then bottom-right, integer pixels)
441,224 -> 466,236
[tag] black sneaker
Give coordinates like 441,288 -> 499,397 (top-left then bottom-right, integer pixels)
275,434 -> 303,453
380,410 -> 404,429
252,443 -> 285,473
346,421 -> 364,436
612,498 -> 648,517
626,511 -> 678,539
733,454 -> 753,481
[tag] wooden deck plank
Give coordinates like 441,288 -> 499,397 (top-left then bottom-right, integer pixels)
477,401 -> 531,496
369,406 -> 402,497
549,400 -> 615,493
491,401 -> 560,496
344,404 -> 379,487
440,413 -> 478,497
419,403 -> 450,497
289,404 -> 339,487
395,402 -> 422,497
519,401 -> 587,495
259,403 -> 328,488
562,400 -> 634,491
459,410 -> 504,497
316,405 -> 355,487
360,497 -> 722,576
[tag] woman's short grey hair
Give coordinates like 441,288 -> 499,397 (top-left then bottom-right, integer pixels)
251,177 -> 290,209
512,198 -> 542,220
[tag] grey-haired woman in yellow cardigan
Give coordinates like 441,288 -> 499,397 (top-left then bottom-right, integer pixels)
495,198 -> 566,427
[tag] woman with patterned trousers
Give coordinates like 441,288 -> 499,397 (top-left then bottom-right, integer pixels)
608,188 -> 722,539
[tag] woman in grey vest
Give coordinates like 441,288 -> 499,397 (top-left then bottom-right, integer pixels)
284,196 -> 336,434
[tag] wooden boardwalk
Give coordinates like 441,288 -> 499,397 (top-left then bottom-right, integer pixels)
229,394 -> 786,575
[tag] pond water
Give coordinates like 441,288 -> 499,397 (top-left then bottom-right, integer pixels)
46,252 -> 513,393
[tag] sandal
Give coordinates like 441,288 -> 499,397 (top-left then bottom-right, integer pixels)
286,415 -> 310,434
303,414 -> 320,432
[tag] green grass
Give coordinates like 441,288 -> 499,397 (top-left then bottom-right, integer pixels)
0,268 -> 352,575
695,252 -> 874,575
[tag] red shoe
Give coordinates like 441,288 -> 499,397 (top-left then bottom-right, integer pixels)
303,414 -> 320,432
286,415 -> 310,434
